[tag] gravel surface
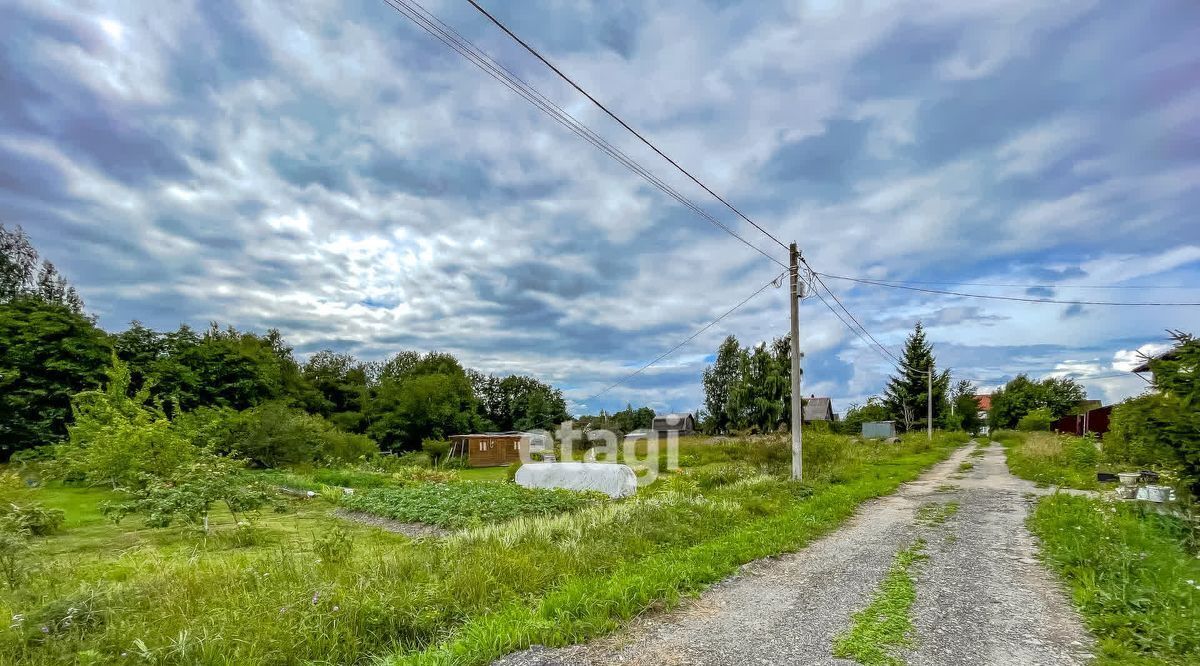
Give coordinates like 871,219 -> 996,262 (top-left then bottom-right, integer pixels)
495,442 -> 1094,666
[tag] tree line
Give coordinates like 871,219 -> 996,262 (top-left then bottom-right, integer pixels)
0,224 -> 573,463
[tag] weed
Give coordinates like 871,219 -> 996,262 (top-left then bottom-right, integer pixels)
916,502 -> 959,526
957,462 -> 974,473
312,527 -> 353,564
933,484 -> 959,493
999,431 -> 1105,490
1030,495 -> 1200,664
832,540 -> 928,666
339,482 -> 602,529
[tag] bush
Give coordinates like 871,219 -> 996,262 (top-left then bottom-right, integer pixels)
0,502 -> 64,536
421,439 -> 452,466
1105,394 -> 1183,468
313,527 -> 353,564
506,461 -> 522,482
1016,407 -> 1053,432
223,402 -> 379,468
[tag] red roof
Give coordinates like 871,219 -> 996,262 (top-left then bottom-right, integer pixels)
974,394 -> 992,411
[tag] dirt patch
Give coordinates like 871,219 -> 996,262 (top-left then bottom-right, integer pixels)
332,509 -> 449,538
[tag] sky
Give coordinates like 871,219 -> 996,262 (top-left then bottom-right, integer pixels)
2,0 -> 1198,416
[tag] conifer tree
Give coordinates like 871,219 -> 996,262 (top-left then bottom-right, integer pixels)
883,321 -> 950,431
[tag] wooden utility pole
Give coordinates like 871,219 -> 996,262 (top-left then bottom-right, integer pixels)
790,243 -> 803,480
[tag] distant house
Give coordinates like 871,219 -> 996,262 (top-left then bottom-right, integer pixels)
448,431 -> 548,467
974,394 -> 992,422
802,395 -> 835,423
651,412 -> 695,435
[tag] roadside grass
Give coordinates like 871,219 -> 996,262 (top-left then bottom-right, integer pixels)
997,431 -> 1104,490
957,462 -> 974,473
934,484 -> 959,493
832,539 -> 928,666
1030,494 -> 1200,665
0,431 -> 967,664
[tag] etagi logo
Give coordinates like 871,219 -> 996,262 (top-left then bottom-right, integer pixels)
517,419 -> 683,487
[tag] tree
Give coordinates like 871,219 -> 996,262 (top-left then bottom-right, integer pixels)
702,336 -> 741,434
0,299 -> 111,459
471,372 -> 568,431
988,375 -> 1087,430
221,401 -> 376,468
882,322 -> 950,432
1,224 -> 83,313
56,359 -> 198,488
302,350 -> 370,431
101,454 -> 273,533
367,352 -> 478,450
1106,331 -> 1199,495
942,379 -> 982,433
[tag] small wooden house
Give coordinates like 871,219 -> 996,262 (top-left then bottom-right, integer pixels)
651,412 -> 695,435
448,432 -> 547,467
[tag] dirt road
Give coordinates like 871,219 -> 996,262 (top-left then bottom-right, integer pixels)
496,442 -> 1094,666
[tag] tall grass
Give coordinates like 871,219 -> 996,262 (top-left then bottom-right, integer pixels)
998,430 -> 1103,490
0,432 -> 967,664
1030,494 -> 1200,665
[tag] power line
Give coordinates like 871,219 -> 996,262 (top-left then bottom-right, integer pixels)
834,277 -> 1198,290
380,0 -> 787,269
575,269 -> 787,409
465,0 -> 790,253
817,273 -> 1200,306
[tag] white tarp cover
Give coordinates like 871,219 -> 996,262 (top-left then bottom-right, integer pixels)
515,462 -> 637,498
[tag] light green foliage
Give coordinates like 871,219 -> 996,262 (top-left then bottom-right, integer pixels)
0,432 -> 964,664
420,438 -> 452,466
367,352 -> 479,450
833,540 -> 928,666
1017,407 -> 1054,431
221,401 -> 377,467
101,454 -> 273,531
339,482 -> 602,529
56,359 -> 198,489
312,527 -> 353,564
1031,495 -> 1200,664
1001,431 -> 1104,490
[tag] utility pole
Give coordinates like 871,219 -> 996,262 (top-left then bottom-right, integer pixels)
789,243 -> 803,480
927,366 -> 933,442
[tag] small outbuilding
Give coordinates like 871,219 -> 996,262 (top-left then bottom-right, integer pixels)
448,431 -> 548,467
803,396 -> 836,424
651,412 -> 695,435
862,421 -> 897,439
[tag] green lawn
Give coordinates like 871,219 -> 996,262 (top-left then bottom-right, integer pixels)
1,431 -> 968,665
456,466 -> 508,482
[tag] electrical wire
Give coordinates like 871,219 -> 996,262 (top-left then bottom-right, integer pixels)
829,277 -> 1198,290
465,0 -> 791,253
816,273 -> 1200,307
380,0 -> 788,269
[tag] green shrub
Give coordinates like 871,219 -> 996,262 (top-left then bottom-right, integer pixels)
224,402 -> 379,468
1016,407 -> 1053,432
313,527 -> 353,564
0,503 -> 64,536
421,439 -> 452,466
340,482 -> 602,529
505,461 -> 522,482
1105,394 -> 1183,468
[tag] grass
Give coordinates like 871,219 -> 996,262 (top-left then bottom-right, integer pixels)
339,482 -> 603,529
915,501 -> 959,526
455,467 -> 507,482
1029,494 -> 1200,665
0,431 -> 968,665
832,539 -> 928,666
997,430 -> 1105,490
956,462 -> 974,473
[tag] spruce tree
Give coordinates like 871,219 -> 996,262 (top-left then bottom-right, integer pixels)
883,321 -> 950,431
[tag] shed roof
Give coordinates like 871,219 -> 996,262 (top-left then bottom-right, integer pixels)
803,397 -> 833,420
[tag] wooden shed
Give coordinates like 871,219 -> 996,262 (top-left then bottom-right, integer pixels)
448,432 -> 547,467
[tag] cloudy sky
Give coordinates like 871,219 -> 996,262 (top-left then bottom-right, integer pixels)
3,0 -> 1198,415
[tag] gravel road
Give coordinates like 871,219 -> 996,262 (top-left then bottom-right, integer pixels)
495,442 -> 1094,666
